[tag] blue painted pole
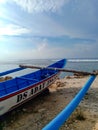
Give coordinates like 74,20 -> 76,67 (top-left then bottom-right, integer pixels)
42,75 -> 96,130
0,67 -> 26,77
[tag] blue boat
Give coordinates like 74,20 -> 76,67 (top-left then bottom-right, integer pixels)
0,59 -> 66,116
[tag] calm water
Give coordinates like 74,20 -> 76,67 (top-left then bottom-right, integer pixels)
0,59 -> 98,78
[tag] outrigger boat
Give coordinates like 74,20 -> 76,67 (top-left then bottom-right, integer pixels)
0,59 -> 66,116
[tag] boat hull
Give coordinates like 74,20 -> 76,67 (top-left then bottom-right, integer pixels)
0,73 -> 59,116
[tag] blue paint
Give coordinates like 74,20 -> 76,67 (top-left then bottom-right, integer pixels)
42,75 -> 96,130
0,59 -> 67,77
0,67 -> 26,76
0,59 -> 66,116
0,59 -> 66,97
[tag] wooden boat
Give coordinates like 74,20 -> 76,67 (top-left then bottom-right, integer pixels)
0,59 -> 66,116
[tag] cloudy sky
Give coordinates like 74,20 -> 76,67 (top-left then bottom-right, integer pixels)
0,0 -> 98,61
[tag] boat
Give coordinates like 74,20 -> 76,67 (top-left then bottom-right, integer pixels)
0,59 -> 66,116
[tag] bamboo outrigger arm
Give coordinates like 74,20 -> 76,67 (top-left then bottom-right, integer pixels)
19,65 -> 98,76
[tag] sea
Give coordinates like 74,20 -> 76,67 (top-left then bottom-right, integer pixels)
0,58 -> 98,78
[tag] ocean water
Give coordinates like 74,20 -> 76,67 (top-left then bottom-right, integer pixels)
63,59 -> 98,77
0,59 -> 98,78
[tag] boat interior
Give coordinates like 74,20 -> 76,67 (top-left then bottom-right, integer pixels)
0,59 -> 66,97
0,69 -> 56,97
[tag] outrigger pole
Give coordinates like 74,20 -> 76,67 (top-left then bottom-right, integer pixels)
0,67 -> 26,77
19,65 -> 98,76
19,64 -> 97,130
42,75 -> 96,130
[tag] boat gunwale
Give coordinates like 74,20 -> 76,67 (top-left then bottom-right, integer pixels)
0,72 -> 59,102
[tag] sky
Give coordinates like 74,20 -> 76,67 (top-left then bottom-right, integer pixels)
0,0 -> 98,61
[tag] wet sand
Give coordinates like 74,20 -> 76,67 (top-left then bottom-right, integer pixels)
1,75 -> 98,130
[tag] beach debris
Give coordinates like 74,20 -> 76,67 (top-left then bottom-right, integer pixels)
38,108 -> 46,113
66,76 -> 73,79
56,81 -> 65,88
74,73 -> 88,77
93,70 -> 98,74
22,108 -> 27,112
0,76 -> 12,82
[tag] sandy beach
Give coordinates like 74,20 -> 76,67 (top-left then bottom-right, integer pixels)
1,75 -> 98,130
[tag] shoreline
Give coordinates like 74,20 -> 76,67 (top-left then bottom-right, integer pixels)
1,75 -> 98,130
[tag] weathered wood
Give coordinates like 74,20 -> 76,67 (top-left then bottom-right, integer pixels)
19,65 -> 98,76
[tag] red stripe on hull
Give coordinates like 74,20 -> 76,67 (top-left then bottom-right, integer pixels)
0,73 -> 58,102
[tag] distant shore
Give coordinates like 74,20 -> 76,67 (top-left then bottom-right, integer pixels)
1,75 -> 98,130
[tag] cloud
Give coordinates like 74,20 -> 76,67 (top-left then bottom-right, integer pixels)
0,0 -> 67,12
0,0 -> 8,4
30,16 -> 66,37
0,0 -> 97,60
1,0 -> 97,40
37,39 -> 48,51
69,42 -> 98,58
27,40 -> 98,59
0,24 -> 30,36
0,37 -> 97,60
13,0 -> 68,13
22,39 -> 72,59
